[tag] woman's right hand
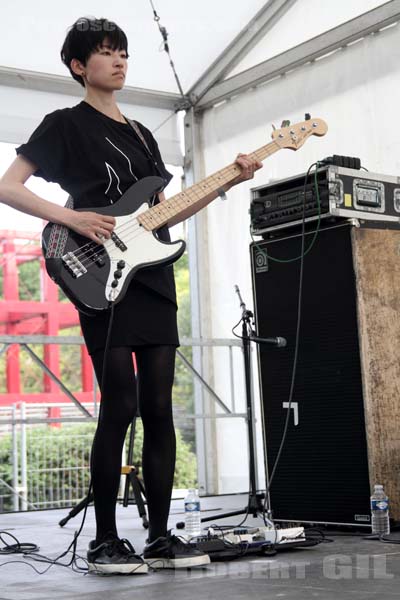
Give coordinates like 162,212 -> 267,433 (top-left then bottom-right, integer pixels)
67,210 -> 116,244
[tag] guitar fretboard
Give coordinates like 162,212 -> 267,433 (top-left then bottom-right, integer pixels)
137,139 -> 281,231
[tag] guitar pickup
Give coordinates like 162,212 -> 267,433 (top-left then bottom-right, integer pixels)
111,232 -> 127,251
62,252 -> 87,278
88,251 -> 106,267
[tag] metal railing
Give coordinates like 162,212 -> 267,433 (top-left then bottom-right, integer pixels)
0,335 -> 246,512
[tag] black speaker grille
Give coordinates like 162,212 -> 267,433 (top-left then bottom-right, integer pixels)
251,224 -> 371,525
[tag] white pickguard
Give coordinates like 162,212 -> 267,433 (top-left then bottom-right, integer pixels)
102,203 -> 182,302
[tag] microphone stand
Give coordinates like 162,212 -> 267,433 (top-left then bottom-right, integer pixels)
200,286 -> 286,527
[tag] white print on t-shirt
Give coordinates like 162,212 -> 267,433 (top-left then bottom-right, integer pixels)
104,162 -> 122,199
105,137 -> 138,202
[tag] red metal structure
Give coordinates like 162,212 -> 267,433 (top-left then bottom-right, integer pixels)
0,230 -> 97,419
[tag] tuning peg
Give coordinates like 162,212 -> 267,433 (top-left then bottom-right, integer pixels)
281,119 -> 290,128
271,124 -> 276,131
305,113 -> 311,121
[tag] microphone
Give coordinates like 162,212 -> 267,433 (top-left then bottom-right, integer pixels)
234,284 -> 247,317
234,284 -> 286,347
234,284 -> 245,308
250,335 -> 287,348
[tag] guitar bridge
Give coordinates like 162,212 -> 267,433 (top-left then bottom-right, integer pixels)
62,252 -> 87,278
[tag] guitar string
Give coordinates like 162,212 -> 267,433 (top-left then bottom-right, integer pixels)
75,222 -> 146,268
75,204 -> 189,269
69,204 -> 178,267
63,199 -> 178,264
68,174 -> 239,264
67,177 -> 220,264
65,180 -> 216,263
72,174 -> 229,266
59,139 -> 295,270
60,141 -> 281,263
65,223 -> 182,283
67,204 -> 188,269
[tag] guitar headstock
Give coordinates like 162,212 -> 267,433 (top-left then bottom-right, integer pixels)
271,117 -> 328,150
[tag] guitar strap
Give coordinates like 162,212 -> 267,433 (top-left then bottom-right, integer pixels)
45,195 -> 74,258
125,118 -> 168,185
126,119 -> 152,154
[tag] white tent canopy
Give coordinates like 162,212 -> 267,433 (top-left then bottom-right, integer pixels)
0,0 -> 389,162
0,0 -> 270,165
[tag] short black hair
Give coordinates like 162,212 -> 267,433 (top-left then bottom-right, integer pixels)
60,17 -> 129,87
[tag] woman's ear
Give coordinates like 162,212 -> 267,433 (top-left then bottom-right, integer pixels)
70,58 -> 85,78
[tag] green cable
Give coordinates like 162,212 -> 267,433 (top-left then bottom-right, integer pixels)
251,162 -> 322,263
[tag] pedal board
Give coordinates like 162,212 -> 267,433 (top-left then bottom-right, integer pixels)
187,526 -> 314,561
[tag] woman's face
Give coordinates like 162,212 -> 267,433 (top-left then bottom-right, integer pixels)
81,39 -> 128,91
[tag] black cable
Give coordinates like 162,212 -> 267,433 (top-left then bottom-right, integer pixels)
0,299 -> 117,575
151,110 -> 180,135
303,528 -> 335,544
378,533 -> 400,544
148,0 -> 191,106
0,529 -> 87,574
303,526 -> 400,545
263,162 -> 319,501
231,163 -> 322,532
146,1 -> 191,143
214,163 -> 323,549
0,532 -> 39,555
250,164 -> 321,263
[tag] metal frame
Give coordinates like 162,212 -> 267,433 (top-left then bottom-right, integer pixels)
1,3 -> 397,114
0,65 -> 186,112
20,344 -> 92,417
184,107 -> 219,494
188,0 -> 297,104
0,334 -> 241,416
0,336 -> 246,510
196,0 -> 400,110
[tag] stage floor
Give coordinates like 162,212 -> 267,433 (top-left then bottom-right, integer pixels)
1,493 -> 400,600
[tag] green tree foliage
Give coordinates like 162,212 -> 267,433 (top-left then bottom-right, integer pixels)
0,421 -> 196,512
18,259 -> 41,301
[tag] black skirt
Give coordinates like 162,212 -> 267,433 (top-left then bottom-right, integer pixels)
79,279 -> 179,355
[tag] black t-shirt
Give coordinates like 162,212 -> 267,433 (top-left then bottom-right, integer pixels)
16,100 -> 176,304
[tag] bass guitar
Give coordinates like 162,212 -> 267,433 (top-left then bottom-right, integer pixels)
42,117 -> 328,315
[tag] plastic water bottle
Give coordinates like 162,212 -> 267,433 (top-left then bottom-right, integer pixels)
184,488 -> 201,537
370,484 -> 390,535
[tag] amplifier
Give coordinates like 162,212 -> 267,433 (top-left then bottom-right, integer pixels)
250,223 -> 400,526
250,165 -> 400,235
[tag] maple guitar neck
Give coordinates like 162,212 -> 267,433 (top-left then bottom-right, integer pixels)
137,140 -> 280,232
137,116 -> 328,232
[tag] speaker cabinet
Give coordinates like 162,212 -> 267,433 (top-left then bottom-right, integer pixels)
251,223 -> 400,526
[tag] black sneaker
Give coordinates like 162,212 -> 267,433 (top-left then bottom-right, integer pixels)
143,533 -> 210,569
87,537 -> 148,575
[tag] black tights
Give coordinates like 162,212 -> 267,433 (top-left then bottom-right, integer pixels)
90,345 -> 176,544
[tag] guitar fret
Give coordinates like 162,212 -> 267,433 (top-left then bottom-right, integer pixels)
138,139 -> 283,231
